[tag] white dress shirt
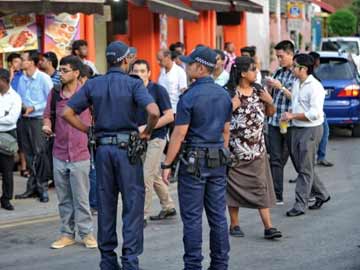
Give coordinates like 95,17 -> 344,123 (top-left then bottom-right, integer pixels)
0,87 -> 22,132
291,74 -> 325,127
158,62 -> 187,113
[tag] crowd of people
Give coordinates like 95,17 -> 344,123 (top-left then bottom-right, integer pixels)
0,38 -> 333,269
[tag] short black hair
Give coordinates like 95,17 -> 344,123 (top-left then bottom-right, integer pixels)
171,50 -> 181,61
226,56 -> 255,92
60,55 -> 83,71
240,46 -> 256,57
174,42 -> 185,50
72,39 -> 88,55
0,68 -> 10,83
24,50 -> 40,65
7,53 -> 21,63
309,51 -> 320,61
132,59 -> 151,72
275,40 -> 295,54
224,42 -> 233,50
43,51 -> 58,69
169,43 -> 176,51
80,64 -> 94,79
293,53 -> 314,75
214,49 -> 226,60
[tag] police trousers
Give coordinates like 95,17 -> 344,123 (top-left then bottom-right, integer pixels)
96,145 -> 144,270
178,159 -> 230,270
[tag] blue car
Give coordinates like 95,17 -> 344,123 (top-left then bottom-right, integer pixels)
315,51 -> 360,137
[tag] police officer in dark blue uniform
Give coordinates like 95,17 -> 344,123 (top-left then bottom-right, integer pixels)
62,41 -> 160,270
161,46 -> 232,270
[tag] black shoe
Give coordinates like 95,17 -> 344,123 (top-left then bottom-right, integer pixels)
309,196 -> 331,210
289,178 -> 297,183
15,190 -> 37,199
286,208 -> 305,217
39,192 -> 49,203
317,160 -> 334,167
149,208 -> 177,220
1,200 -> 14,211
264,228 -> 282,239
229,225 -> 244,237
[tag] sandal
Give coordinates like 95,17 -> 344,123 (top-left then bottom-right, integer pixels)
20,170 -> 30,178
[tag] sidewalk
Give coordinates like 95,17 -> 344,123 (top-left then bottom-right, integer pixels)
0,172 -> 178,227
0,173 -> 59,227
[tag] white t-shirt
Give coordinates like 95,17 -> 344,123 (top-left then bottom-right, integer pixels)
291,75 -> 325,127
0,87 -> 22,132
158,62 -> 187,113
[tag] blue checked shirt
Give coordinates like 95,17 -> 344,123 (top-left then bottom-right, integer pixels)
50,70 -> 61,87
268,68 -> 297,127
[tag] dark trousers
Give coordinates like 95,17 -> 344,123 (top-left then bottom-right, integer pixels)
267,125 -> 293,201
96,146 -> 144,270
18,117 -> 48,194
178,160 -> 230,270
291,126 -> 329,212
0,153 -> 14,202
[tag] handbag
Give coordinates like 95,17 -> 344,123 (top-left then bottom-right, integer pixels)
0,132 -> 18,156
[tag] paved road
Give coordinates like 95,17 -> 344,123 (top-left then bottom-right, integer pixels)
1,128 -> 360,270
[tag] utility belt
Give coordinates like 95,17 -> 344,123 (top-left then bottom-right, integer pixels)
96,132 -> 147,165
180,146 -> 232,176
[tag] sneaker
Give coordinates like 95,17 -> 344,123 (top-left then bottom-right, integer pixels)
276,199 -> 284,206
229,225 -> 245,237
264,228 -> 282,239
51,236 -> 76,249
150,208 -> 177,220
83,234 -> 98,249
317,160 -> 334,167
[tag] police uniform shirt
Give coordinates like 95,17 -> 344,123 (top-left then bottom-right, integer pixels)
67,67 -> 154,137
137,81 -> 172,140
175,76 -> 232,147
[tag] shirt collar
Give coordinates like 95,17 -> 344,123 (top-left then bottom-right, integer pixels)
193,76 -> 214,85
300,74 -> 315,87
107,66 -> 126,74
24,68 -> 39,80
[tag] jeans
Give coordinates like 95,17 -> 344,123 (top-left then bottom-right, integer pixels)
317,117 -> 329,161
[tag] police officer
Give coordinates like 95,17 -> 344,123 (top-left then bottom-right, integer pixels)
162,46 -> 232,270
62,41 -> 160,270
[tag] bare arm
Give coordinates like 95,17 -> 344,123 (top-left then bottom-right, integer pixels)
155,109 -> 174,129
141,103 -> 160,140
223,122 -> 230,148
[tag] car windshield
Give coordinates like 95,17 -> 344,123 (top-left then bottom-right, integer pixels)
315,58 -> 355,80
321,41 -> 359,55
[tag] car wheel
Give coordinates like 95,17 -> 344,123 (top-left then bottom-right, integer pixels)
352,125 -> 360,137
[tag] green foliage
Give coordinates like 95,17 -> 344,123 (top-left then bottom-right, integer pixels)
328,9 -> 357,36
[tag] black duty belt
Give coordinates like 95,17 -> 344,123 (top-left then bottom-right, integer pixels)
96,134 -> 129,148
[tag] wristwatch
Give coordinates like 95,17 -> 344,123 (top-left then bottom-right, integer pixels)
161,162 -> 172,169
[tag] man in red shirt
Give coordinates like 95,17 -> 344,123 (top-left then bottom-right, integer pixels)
43,55 -> 97,250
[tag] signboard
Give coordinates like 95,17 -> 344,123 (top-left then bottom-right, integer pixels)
0,14 -> 38,53
287,1 -> 305,31
44,13 -> 81,60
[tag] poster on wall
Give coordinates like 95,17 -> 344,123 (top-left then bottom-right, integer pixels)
159,14 -> 168,49
0,14 -> 38,53
44,13 -> 80,60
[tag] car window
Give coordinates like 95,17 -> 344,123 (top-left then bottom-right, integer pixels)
315,58 -> 354,80
321,41 -> 359,55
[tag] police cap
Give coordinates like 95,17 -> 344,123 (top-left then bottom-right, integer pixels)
106,41 -> 130,64
180,46 -> 217,68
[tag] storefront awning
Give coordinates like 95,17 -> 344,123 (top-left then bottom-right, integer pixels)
233,0 -> 263,14
0,0 -> 105,15
147,0 -> 199,21
191,0 -> 232,12
311,0 -> 335,13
